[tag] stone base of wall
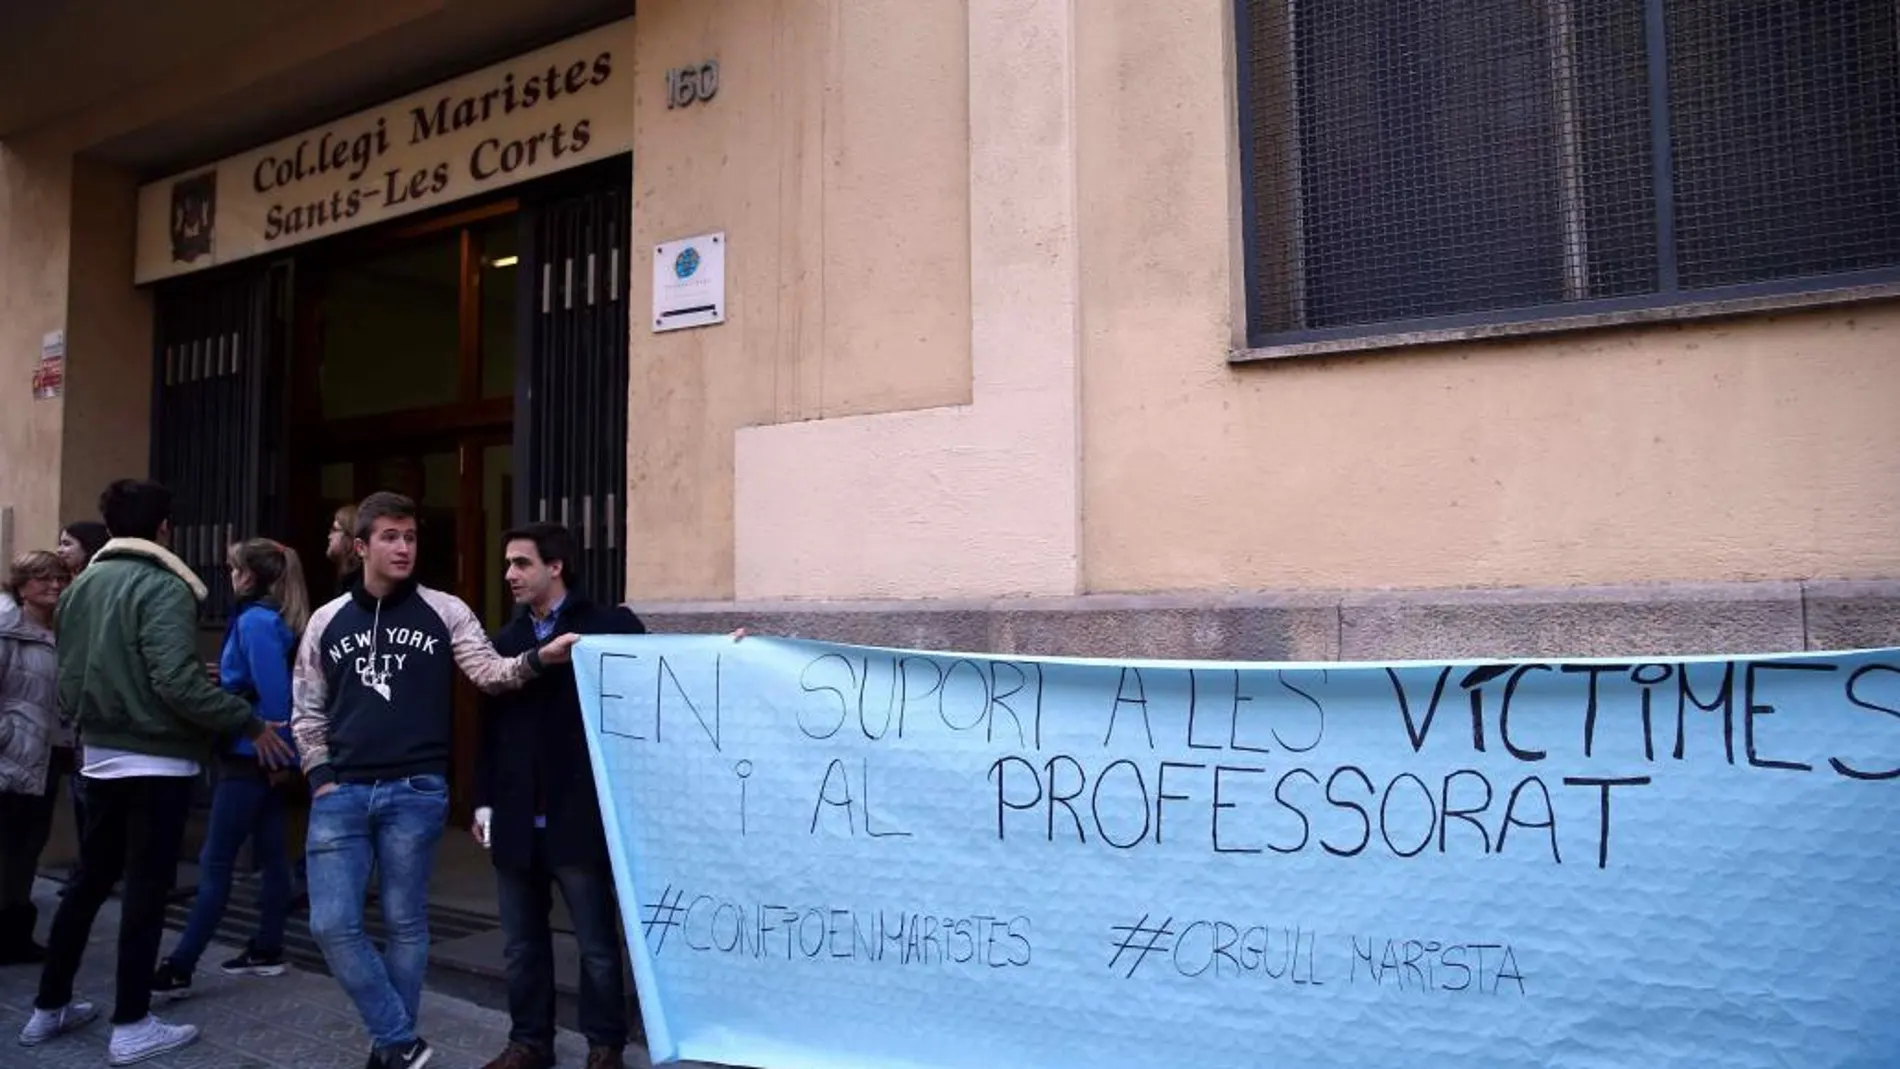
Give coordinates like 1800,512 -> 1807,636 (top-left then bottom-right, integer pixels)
636,580 -> 1900,660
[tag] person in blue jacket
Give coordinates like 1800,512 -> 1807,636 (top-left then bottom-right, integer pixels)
150,539 -> 308,999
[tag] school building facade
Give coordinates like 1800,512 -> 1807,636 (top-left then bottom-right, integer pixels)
1,0 -> 1896,681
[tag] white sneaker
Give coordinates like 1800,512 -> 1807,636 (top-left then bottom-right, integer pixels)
107,1015 -> 200,1066
18,1001 -> 98,1046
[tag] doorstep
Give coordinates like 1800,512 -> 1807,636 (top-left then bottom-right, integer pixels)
432,925 -> 592,998
48,831 -> 596,998
423,834 -> 596,998
157,862 -> 596,999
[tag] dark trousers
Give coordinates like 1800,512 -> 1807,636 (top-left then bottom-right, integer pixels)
63,747 -> 87,881
0,783 -> 58,911
495,835 -> 629,1052
37,775 -> 193,1025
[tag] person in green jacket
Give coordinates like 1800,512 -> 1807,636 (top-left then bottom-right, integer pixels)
18,480 -> 294,1067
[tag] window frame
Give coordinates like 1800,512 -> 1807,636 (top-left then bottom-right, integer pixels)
1230,0 -> 1900,362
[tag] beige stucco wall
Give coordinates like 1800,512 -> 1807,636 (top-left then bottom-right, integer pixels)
61,159 -> 153,522
725,0 -> 1081,601
0,153 -> 152,554
628,0 -> 977,600
0,134 -> 74,553
0,150 -> 156,553
628,0 -> 1899,602
1073,0 -> 1900,594
5,0 -> 1892,602
687,0 -> 1898,602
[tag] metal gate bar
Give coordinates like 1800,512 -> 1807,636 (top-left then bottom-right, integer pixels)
519,177 -> 631,607
149,261 -> 292,623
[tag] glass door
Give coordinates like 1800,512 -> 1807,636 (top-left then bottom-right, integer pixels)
292,201 -> 523,822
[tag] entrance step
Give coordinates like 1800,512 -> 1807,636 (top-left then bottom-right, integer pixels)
158,871 -> 628,1025
431,924 -> 593,998
160,870 -> 505,981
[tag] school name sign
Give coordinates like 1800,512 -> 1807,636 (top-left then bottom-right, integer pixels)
575,636 -> 1900,1069
134,18 -> 633,283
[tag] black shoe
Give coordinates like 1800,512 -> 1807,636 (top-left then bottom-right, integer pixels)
150,961 -> 193,1001
379,1038 -> 434,1069
219,948 -> 287,977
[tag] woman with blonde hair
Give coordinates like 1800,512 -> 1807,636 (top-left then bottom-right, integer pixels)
150,540 -> 307,995
0,550 -> 72,964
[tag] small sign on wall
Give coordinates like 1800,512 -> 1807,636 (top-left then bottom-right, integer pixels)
33,329 -> 65,400
652,232 -> 725,332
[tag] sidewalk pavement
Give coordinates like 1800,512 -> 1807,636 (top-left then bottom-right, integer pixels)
0,879 -> 716,1069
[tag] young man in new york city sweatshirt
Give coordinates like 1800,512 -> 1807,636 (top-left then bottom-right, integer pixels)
291,492 -> 579,1069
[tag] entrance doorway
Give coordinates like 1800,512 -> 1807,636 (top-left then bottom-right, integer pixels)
290,204 -> 523,821
144,157 -> 633,893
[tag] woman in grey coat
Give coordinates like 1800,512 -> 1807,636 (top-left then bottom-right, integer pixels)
0,550 -> 72,965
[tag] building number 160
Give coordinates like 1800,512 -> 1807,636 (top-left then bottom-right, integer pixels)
666,61 -> 719,109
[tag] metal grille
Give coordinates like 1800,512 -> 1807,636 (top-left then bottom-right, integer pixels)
518,178 -> 631,607
1667,0 -> 1900,288
1238,0 -> 1900,346
150,262 -> 293,622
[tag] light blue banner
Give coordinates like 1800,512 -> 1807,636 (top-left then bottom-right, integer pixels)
575,637 -> 1900,1069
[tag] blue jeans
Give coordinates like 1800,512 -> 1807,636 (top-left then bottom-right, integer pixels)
305,776 -> 448,1052
166,769 -> 291,971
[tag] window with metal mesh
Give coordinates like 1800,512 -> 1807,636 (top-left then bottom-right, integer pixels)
1238,0 -> 1900,347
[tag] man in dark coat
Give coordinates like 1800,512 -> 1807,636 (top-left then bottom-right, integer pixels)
473,523 -> 644,1069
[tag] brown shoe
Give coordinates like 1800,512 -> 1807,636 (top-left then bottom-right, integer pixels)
584,1047 -> 625,1069
480,1042 -> 554,1069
